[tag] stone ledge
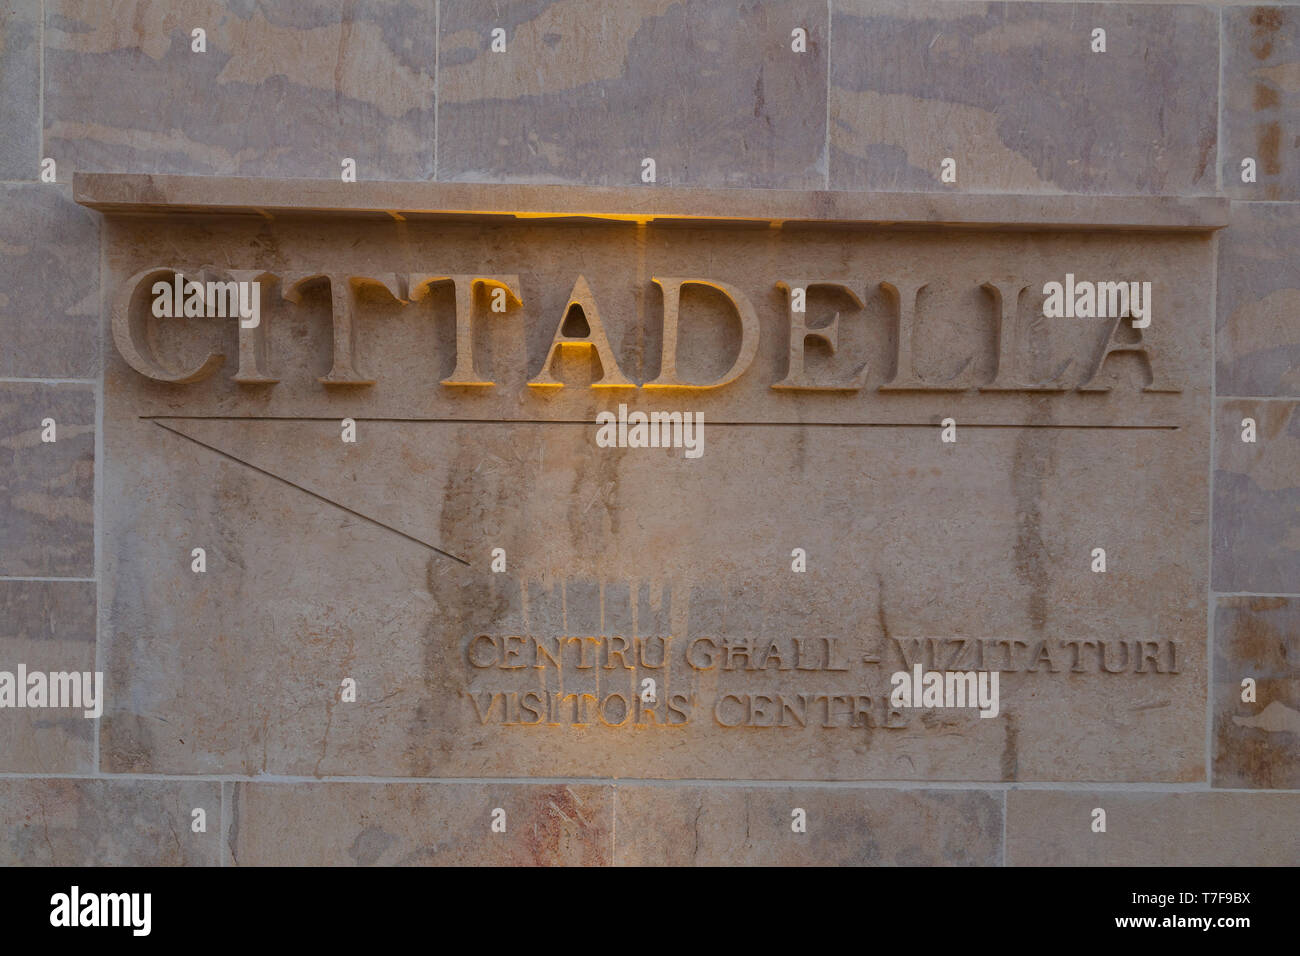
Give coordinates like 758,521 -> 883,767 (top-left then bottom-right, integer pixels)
74,174 -> 1230,232
1007,790 -> 1300,866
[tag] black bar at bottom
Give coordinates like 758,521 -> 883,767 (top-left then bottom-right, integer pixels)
0,865 -> 1282,943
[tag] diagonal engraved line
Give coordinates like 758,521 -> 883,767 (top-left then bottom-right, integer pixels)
151,420 -> 471,566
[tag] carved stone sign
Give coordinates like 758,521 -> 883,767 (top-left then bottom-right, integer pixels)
84,176 -> 1221,781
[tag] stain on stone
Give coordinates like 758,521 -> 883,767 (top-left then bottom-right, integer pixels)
521,784 -> 606,866
437,424 -> 514,566
691,792 -> 703,862
831,3 -> 1217,195
226,783 -> 240,866
875,572 -> 891,643
1250,8 -> 1284,60
1213,422 -> 1300,593
1234,597 -> 1289,663
1253,82 -> 1280,110
1011,402 -> 1056,632
348,824 -> 397,866
101,712 -> 158,774
1213,597 -> 1300,789
1194,127 -> 1215,183
0,779 -> 219,865
1258,119 -> 1282,175
1234,700 -> 1300,734
1001,714 -> 1019,781
438,0 -> 825,187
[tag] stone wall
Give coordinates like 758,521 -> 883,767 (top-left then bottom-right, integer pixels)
1,0 -> 1296,866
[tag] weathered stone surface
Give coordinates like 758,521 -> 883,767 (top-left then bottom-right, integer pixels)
438,0 -> 827,188
1217,202 -> 1300,397
6,0 -> 1295,869
1223,7 -> 1299,201
0,382 -> 94,577
1213,400 -> 1300,593
1006,791 -> 1300,865
0,580 -> 96,773
226,782 -> 611,865
0,778 -> 222,865
97,201 -> 1211,782
0,184 -> 101,379
1213,597 -> 1300,789
0,0 -> 39,179
43,0 -> 437,181
613,786 -> 1001,865
831,1 -> 1219,195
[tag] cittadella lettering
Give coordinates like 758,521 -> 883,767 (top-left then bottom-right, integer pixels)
112,270 -> 1178,393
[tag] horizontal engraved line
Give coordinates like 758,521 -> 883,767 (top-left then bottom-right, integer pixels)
0,771 -> 1294,794
0,377 -> 98,385
141,415 -> 1179,430
1214,396 -> 1300,403
0,576 -> 96,583
1214,591 -> 1300,599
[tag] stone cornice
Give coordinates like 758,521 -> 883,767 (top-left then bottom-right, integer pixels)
74,174 -> 1229,232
